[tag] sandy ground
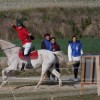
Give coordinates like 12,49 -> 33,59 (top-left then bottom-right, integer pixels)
0,76 -> 97,100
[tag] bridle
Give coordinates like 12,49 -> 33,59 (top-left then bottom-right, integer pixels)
0,46 -> 17,51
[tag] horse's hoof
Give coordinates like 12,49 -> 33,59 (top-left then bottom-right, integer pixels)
0,81 -> 8,87
0,86 -> 2,89
3,76 -> 7,81
35,85 -> 39,89
59,83 -> 62,87
35,86 -> 37,89
59,85 -> 62,87
34,87 -> 37,92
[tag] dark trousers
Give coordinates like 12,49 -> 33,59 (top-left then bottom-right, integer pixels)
45,54 -> 60,79
45,63 -> 60,79
45,70 -> 51,79
73,61 -> 80,78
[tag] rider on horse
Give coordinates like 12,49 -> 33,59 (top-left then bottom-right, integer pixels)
12,20 -> 34,69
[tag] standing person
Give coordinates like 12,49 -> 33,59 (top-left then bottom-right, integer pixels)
50,37 -> 60,52
68,35 -> 83,81
50,37 -> 60,81
41,33 -> 51,50
41,33 -> 52,80
12,20 -> 34,69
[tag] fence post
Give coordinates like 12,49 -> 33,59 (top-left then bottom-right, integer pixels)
96,56 -> 100,96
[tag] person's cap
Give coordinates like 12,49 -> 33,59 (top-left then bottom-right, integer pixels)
72,35 -> 77,38
44,33 -> 50,37
16,22 -> 23,27
16,20 -> 24,27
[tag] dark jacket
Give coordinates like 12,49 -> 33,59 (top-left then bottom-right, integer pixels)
41,39 -> 51,51
51,42 -> 60,52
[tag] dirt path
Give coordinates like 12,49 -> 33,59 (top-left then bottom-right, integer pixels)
0,76 -> 97,100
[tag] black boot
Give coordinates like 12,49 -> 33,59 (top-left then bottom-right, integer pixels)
25,55 -> 33,69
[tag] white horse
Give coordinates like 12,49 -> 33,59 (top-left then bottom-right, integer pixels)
0,39 -> 63,88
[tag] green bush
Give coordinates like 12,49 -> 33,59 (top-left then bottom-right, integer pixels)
0,12 -> 6,19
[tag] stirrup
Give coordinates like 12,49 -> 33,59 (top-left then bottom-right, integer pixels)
21,63 -> 25,71
25,63 -> 33,69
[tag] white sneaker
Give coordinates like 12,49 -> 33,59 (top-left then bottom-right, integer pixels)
73,78 -> 79,82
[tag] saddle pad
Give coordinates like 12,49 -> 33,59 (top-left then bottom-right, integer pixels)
19,50 -> 38,60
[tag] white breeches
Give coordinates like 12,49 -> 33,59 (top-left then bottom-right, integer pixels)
23,42 -> 32,55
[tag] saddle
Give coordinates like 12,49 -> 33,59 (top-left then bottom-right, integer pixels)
18,47 -> 38,60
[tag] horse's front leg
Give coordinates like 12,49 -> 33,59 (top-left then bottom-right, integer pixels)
35,65 -> 48,88
35,75 -> 44,89
0,69 -> 8,88
0,59 -> 18,88
0,68 -> 14,88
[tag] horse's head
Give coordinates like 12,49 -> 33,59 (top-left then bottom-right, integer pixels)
0,39 -> 15,50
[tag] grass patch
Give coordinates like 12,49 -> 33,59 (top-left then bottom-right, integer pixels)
0,37 -> 100,57
54,94 -> 100,100
11,37 -> 100,55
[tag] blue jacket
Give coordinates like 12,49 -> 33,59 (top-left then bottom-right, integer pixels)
69,41 -> 82,57
41,39 -> 51,51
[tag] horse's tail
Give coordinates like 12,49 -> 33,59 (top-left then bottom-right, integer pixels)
53,51 -> 67,67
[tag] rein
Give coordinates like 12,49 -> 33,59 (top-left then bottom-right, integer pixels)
0,46 -> 17,51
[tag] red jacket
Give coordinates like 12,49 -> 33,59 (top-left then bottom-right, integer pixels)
13,25 -> 31,45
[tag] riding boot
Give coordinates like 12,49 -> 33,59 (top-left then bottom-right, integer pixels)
25,55 -> 33,69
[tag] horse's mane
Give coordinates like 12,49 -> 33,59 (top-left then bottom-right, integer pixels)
0,39 -> 15,47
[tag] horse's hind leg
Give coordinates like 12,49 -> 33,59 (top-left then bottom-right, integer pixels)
51,68 -> 62,87
0,69 -> 8,88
